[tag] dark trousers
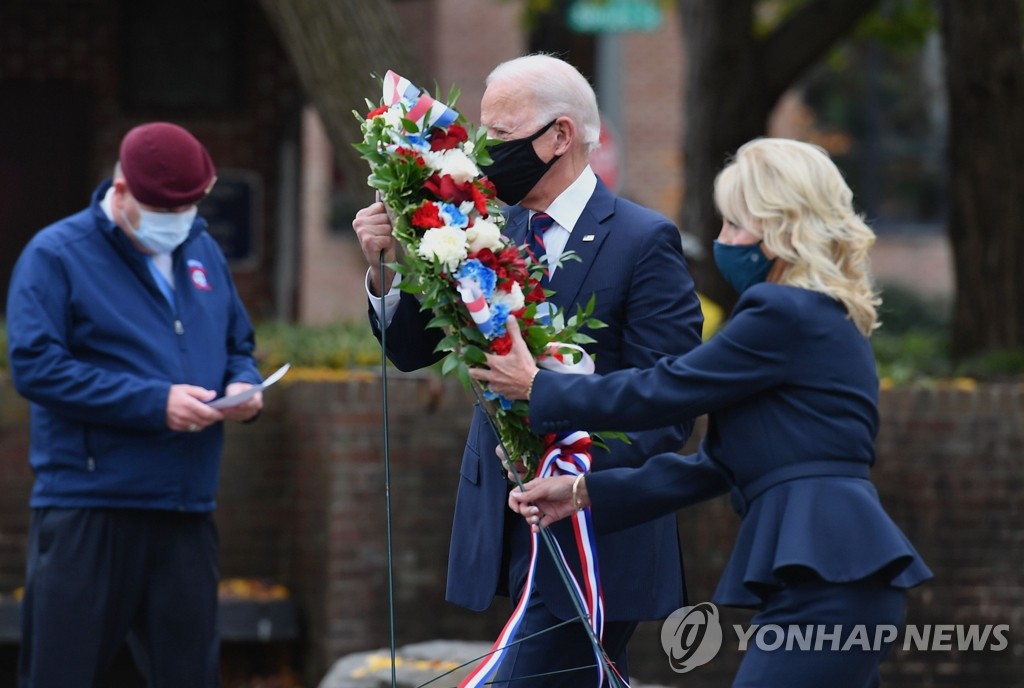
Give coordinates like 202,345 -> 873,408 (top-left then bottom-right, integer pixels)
495,511 -> 637,687
491,588 -> 637,687
19,508 -> 220,688
734,573 -> 907,688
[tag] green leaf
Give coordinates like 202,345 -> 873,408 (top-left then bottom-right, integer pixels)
461,345 -> 488,365
427,314 -> 457,330
455,362 -> 473,389
434,334 -> 461,353
441,352 -> 461,376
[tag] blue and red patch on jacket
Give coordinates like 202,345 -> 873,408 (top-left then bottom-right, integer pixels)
188,259 -> 212,291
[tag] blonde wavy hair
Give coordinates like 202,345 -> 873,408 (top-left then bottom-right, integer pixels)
714,138 -> 881,335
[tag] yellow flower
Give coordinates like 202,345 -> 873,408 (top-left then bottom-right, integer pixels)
698,292 -> 724,341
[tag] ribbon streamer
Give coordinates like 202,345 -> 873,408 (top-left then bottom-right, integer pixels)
457,277 -> 496,338
383,70 -> 459,131
538,342 -> 596,376
458,432 -> 609,688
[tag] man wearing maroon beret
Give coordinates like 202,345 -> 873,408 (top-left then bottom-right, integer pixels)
7,121 -> 263,687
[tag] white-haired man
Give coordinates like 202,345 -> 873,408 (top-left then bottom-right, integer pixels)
354,54 -> 704,685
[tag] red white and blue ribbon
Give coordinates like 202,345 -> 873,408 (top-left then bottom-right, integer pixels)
383,70 -> 459,131
458,432 -> 612,688
538,342 -> 596,376
457,277 -> 497,338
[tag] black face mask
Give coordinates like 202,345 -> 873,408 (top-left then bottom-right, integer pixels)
481,120 -> 561,205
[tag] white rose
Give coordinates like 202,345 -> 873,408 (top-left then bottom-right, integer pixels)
417,226 -> 468,272
436,149 -> 480,184
465,219 -> 504,253
492,281 -> 525,312
421,150 -> 444,173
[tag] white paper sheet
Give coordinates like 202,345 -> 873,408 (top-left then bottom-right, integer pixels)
207,363 -> 291,409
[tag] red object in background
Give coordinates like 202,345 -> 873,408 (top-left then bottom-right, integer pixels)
591,117 -> 621,192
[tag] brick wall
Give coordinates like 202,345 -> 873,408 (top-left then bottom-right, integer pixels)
0,374 -> 1020,686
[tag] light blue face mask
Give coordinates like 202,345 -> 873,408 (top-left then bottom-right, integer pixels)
713,240 -> 774,294
124,207 -> 197,254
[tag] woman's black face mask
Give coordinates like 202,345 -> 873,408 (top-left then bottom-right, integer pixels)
481,119 -> 561,205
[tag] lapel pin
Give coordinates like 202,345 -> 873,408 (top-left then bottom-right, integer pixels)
582,234 -> 595,242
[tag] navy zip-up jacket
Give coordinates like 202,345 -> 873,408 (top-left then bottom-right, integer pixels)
6,181 -> 262,512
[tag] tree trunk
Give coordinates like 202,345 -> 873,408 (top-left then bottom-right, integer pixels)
679,0 -> 767,306
256,0 -> 419,176
939,0 -> 1024,359
678,0 -> 880,311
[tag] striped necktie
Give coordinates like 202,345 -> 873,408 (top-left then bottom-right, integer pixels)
527,212 -> 555,282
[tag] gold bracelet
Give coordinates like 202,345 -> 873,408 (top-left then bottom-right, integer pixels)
572,474 -> 586,512
525,369 -> 539,400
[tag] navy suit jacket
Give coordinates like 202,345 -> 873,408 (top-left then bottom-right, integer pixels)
370,179 -> 704,620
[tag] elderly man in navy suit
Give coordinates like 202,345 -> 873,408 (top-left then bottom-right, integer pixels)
352,53 -> 704,686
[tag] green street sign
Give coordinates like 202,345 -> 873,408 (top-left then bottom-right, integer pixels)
567,0 -> 664,34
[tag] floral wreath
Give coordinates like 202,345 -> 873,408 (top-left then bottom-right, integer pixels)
353,71 -> 605,478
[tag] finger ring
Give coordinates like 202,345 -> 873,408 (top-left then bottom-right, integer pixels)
189,423 -> 199,432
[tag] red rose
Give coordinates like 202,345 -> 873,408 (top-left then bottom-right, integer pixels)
525,279 -> 546,303
411,202 -> 444,229
475,248 -> 498,270
471,182 -> 492,216
394,147 -> 426,167
498,247 -> 530,283
491,333 -> 513,355
423,173 -> 475,203
429,124 -> 469,151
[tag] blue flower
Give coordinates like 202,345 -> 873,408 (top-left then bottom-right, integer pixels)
455,259 -> 497,298
488,303 -> 511,336
439,202 -> 468,228
401,132 -> 431,152
482,387 -> 514,411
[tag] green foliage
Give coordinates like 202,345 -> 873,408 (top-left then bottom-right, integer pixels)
852,0 -> 937,54
955,349 -> 1024,380
872,283 -> 953,383
873,329 -> 952,384
877,283 -> 950,335
252,320 -> 383,370
754,0 -> 936,49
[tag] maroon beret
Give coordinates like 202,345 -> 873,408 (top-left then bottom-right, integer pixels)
118,122 -> 216,208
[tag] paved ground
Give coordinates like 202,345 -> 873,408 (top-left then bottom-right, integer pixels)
871,232 -> 952,300
318,640 -> 673,688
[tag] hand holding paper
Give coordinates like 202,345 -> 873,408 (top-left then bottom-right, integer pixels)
208,363 -> 290,410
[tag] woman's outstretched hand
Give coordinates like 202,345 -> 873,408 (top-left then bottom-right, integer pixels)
508,475 -> 586,532
469,317 -> 539,400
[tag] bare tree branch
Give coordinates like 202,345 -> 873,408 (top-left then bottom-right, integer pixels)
256,0 -> 419,174
759,0 -> 881,107
678,0 -> 883,310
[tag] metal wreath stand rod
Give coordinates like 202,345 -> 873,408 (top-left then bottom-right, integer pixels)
377,252 -> 628,688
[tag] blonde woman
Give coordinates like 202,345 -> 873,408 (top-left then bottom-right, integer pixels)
472,138 -> 932,687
